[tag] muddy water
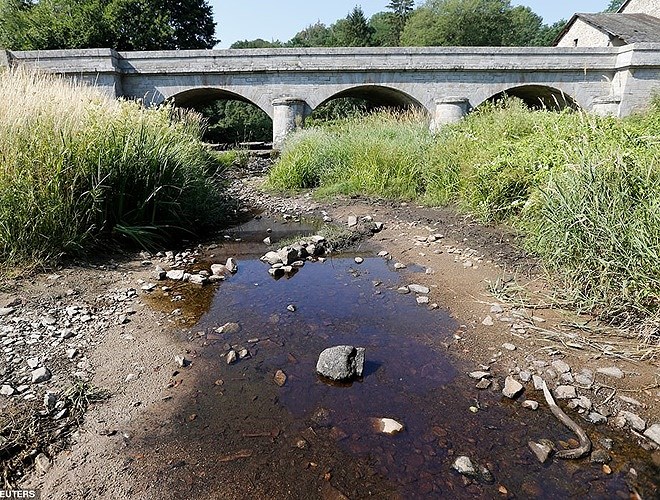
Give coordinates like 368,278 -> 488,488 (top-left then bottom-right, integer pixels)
130,219 -> 659,499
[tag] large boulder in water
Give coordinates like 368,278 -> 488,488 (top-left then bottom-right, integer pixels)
316,345 -> 365,381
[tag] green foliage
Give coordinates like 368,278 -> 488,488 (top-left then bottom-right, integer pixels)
386,0 -> 414,44
288,22 -> 336,47
230,38 -> 283,49
0,0 -> 216,50
0,69 -> 227,267
268,100 -> 660,318
400,0 -> 563,47
605,0 -> 625,12
369,12 -> 399,47
333,6 -> 374,47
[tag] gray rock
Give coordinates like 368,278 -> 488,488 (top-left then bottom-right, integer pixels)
408,284 -> 430,294
263,237 -> 272,245
166,270 -> 185,281
519,370 -> 531,382
216,322 -> 240,334
188,274 -> 208,285
490,304 -> 504,314
475,378 -> 491,390
452,456 -> 476,477
502,376 -> 524,399
347,216 -> 358,227
551,360 -> 571,374
590,449 -> 611,464
397,286 -> 410,294
211,264 -> 228,276
522,400 -> 539,410
174,355 -> 189,368
481,316 -> 494,326
226,350 -> 237,365
532,375 -> 545,391
354,257 -> 364,264
0,384 -> 15,396
225,257 -> 238,274
528,441 -> 552,463
643,424 -> 660,445
277,247 -> 298,266
394,262 -> 406,270
0,307 -> 15,316
31,367 -> 51,384
502,343 -> 516,351
560,372 -> 574,384
27,357 -> 39,369
619,411 -> 646,432
316,346 -> 366,381
555,385 -> 577,399
416,296 -> 430,305
261,252 -> 282,266
586,412 -> 607,425
34,453 -> 51,474
469,371 -> 491,380
574,369 -> 594,387
597,366 -> 625,379
377,251 -> 389,257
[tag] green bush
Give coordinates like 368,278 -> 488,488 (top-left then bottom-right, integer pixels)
0,69 -> 227,267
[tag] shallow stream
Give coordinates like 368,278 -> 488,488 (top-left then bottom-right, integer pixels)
134,217 -> 659,499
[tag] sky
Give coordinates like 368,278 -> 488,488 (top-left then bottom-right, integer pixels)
211,1 -> 613,48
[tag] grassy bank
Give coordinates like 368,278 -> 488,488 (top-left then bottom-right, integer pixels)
267,101 -> 660,322
0,69 -> 228,269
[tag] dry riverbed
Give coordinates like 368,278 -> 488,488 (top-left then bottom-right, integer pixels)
1,163 -> 659,498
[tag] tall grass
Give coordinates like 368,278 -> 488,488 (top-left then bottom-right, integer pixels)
267,110 -> 434,200
0,68 -> 227,268
268,100 -> 660,320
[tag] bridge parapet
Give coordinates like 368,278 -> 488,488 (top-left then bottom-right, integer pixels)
5,45 -> 660,147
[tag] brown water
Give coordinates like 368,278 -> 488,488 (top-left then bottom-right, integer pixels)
129,218 -> 660,499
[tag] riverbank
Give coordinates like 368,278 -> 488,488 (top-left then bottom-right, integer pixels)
4,162 -> 657,498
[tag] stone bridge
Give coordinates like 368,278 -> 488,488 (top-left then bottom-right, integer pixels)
3,45 -> 660,148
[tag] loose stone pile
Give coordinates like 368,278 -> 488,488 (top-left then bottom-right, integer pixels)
261,235 -> 328,279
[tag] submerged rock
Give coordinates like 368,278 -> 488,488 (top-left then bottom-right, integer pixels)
529,441 -> 553,464
373,417 -> 404,435
316,345 -> 365,382
452,456 -> 476,477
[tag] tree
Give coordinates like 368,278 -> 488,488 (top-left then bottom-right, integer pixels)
369,11 -> 399,46
502,5 -> 543,46
0,0 -> 217,51
288,21 -> 336,47
387,0 -> 415,43
532,20 -> 567,46
401,0 -> 511,46
230,39 -> 283,49
605,0 -> 625,12
333,6 -> 374,46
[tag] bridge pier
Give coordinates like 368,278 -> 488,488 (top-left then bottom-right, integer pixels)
591,96 -> 622,117
430,97 -> 471,132
272,98 -> 308,150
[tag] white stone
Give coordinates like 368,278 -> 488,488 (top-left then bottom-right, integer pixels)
643,424 -> 660,446
408,284 -> 430,294
374,418 -> 404,435
482,316 -> 494,326
452,456 -> 476,476
597,366 -> 625,379
225,257 -> 238,274
522,400 -> 539,410
555,385 -> 577,399
502,376 -> 524,399
551,360 -> 571,374
619,411 -> 646,432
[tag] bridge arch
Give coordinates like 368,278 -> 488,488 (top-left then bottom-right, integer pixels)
311,85 -> 428,116
477,85 -> 580,112
166,87 -> 273,146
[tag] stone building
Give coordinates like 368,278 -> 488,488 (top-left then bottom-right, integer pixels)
555,0 -> 660,47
